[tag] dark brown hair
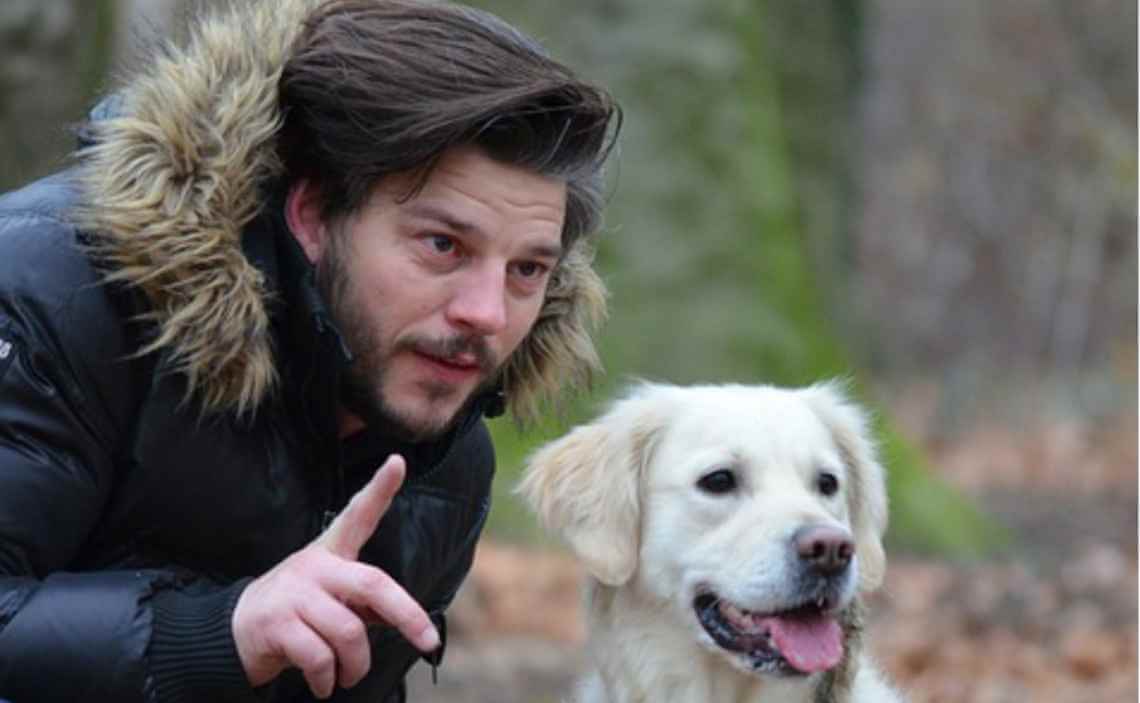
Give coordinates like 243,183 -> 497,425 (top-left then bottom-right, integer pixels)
277,0 -> 621,248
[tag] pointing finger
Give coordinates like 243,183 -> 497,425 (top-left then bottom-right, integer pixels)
319,455 -> 405,558
324,560 -> 439,653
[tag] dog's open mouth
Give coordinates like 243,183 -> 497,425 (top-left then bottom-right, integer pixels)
693,593 -> 843,676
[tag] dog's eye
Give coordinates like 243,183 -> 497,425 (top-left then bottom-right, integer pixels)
816,471 -> 840,497
697,469 -> 737,494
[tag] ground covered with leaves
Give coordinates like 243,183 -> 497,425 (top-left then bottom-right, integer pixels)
407,407 -> 1137,702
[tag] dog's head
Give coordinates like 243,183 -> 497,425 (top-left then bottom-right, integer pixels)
517,381 -> 889,678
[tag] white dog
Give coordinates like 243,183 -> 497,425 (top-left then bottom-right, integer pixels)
518,382 -> 904,703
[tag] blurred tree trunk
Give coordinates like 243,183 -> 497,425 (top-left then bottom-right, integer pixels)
0,0 -> 116,190
761,1 -> 862,347
853,0 -> 1135,424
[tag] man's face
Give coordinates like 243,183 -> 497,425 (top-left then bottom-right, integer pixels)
308,146 -> 566,441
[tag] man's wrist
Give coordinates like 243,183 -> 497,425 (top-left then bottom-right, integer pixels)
148,578 -> 258,702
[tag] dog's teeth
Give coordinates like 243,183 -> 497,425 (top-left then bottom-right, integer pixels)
749,613 -> 767,632
720,602 -> 765,632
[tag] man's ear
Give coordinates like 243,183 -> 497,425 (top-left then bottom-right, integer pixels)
515,385 -> 669,587
284,179 -> 327,264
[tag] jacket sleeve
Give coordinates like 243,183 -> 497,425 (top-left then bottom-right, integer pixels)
0,299 -> 153,701
0,316 -> 257,702
0,209 -> 258,703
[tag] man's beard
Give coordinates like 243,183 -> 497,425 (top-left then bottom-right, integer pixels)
316,237 -> 498,443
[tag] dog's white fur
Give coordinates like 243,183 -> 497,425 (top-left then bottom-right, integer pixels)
518,382 -> 905,703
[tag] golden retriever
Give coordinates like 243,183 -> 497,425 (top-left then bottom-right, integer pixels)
518,382 -> 905,702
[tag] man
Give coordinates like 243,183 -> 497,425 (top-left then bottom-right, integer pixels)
0,0 -> 619,701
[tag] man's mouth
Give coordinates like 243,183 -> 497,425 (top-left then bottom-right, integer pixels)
422,350 -> 479,368
405,335 -> 493,377
693,592 -> 844,676
413,350 -> 482,381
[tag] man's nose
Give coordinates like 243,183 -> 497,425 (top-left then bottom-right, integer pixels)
446,266 -> 508,335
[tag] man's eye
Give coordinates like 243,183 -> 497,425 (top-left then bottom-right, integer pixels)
514,261 -> 549,279
427,234 -> 456,254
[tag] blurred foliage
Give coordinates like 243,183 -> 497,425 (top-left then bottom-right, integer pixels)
0,0 -> 117,190
472,0 -> 1001,556
852,0 -> 1136,414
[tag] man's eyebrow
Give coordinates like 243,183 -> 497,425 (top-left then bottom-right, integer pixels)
405,203 -> 479,234
406,202 -> 564,259
525,243 -> 564,260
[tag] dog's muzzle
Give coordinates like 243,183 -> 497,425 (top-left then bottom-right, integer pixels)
692,524 -> 856,676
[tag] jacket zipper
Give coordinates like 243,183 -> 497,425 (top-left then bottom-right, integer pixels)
313,311 -> 349,534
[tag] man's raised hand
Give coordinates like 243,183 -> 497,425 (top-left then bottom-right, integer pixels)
232,455 -> 438,699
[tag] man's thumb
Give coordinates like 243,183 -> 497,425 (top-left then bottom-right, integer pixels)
319,454 -> 406,558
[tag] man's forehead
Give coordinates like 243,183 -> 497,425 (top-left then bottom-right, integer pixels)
386,149 -> 565,232
426,148 -> 567,205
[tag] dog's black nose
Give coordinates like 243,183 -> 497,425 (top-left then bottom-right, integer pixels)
793,525 -> 854,574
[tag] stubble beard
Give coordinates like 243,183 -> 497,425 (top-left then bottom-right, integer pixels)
316,236 -> 498,443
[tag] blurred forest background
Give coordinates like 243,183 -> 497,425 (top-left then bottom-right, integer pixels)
1,0 -> 1135,700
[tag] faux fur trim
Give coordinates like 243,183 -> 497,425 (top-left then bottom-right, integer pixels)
73,0 -> 607,421
500,239 -> 607,423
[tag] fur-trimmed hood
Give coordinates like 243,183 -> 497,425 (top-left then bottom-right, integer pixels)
74,0 -> 607,422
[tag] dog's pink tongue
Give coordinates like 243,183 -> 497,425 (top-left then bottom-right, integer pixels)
764,615 -> 843,673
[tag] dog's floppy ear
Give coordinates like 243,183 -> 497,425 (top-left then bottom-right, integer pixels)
516,386 -> 668,586
802,382 -> 889,592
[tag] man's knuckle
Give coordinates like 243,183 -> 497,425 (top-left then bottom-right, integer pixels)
305,648 -> 335,674
266,617 -> 298,647
335,619 -> 367,647
356,569 -> 388,594
254,601 -> 286,629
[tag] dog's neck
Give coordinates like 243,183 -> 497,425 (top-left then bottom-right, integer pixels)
579,582 -> 866,703
812,601 -> 864,703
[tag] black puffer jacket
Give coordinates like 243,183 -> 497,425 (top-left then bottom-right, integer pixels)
0,166 -> 498,701
0,1 -> 607,701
